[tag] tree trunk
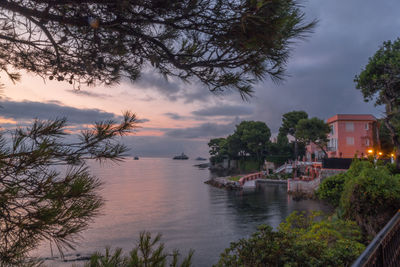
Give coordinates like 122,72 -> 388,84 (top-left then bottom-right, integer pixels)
383,93 -> 400,169
319,146 -> 328,158
396,150 -> 400,170
383,118 -> 400,169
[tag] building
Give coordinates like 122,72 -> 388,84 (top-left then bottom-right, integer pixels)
306,114 -> 379,160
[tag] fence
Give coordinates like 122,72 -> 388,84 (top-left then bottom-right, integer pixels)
322,158 -> 353,169
352,210 -> 400,267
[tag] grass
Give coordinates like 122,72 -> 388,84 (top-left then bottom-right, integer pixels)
228,175 -> 243,182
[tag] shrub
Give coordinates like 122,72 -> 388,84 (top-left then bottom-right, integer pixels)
216,225 -> 292,267
216,211 -> 364,267
340,160 -> 400,237
317,173 -> 347,207
86,232 -> 193,267
239,160 -> 260,172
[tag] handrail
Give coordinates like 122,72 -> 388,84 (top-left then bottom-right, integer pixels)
238,172 -> 263,186
352,210 -> 400,267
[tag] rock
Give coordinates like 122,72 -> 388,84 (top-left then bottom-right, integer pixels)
204,177 -> 241,190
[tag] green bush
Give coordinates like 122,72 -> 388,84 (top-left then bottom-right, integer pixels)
216,211 -> 364,267
340,160 -> 400,237
228,175 -> 242,182
317,173 -> 347,207
238,160 -> 259,172
317,160 -> 400,237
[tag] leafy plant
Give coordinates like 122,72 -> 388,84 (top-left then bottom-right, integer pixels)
216,211 -> 364,267
340,160 -> 400,237
355,38 -> 400,169
317,173 -> 347,207
296,117 -> 331,157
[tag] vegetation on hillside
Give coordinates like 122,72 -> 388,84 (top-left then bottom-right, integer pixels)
355,38 -> 400,169
216,211 -> 365,267
208,120 -> 271,171
208,112 -> 330,171
317,159 -> 400,237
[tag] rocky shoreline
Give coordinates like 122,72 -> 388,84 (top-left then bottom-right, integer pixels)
204,176 -> 241,190
205,176 -> 287,190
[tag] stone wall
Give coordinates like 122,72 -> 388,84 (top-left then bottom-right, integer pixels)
319,168 -> 347,180
256,179 -> 287,185
287,178 -> 321,194
287,168 -> 347,195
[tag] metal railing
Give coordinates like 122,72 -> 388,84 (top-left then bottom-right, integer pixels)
352,210 -> 400,267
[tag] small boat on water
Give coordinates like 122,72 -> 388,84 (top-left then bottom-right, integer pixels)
134,156 -> 139,160
173,153 -> 189,160
195,157 -> 207,161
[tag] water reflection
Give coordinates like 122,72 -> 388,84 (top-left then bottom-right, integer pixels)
36,158 -> 331,266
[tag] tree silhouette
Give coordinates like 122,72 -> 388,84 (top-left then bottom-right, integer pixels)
0,112 -> 138,265
0,0 -> 315,97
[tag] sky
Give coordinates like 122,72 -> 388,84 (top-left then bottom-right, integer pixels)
1,0 -> 400,158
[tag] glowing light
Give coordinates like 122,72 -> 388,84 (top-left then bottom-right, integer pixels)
367,149 -> 373,154
378,152 -> 383,156
391,154 -> 395,157
88,17 -> 100,28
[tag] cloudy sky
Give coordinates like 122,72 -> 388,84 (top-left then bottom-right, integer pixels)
1,0 -> 399,157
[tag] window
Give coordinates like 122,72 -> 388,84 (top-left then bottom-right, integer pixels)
345,122 -> 354,132
330,124 -> 335,135
346,137 -> 355,145
365,123 -> 369,130
328,138 -> 337,150
365,139 -> 370,146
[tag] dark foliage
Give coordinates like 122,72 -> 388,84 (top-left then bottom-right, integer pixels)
0,0 -> 315,97
316,172 -> 346,207
355,38 -> 400,168
340,160 -> 400,237
0,112 -> 138,265
86,231 -> 193,267
216,212 -> 364,267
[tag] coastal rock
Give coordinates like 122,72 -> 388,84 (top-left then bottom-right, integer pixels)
204,177 -> 241,190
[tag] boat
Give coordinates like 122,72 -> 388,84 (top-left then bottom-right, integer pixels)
134,156 -> 139,160
195,157 -> 207,161
173,153 -> 189,160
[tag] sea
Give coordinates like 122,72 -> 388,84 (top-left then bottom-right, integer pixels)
34,157 -> 331,266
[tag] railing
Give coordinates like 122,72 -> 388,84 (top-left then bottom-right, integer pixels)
238,172 -> 264,186
352,210 -> 400,267
274,163 -> 291,174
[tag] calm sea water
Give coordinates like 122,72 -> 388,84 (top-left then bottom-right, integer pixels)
36,157 -> 330,266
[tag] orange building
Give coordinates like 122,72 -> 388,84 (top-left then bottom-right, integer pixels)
306,114 -> 379,160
